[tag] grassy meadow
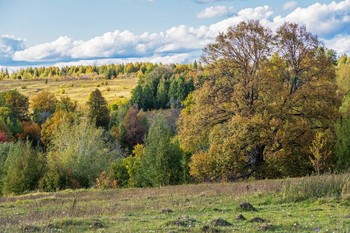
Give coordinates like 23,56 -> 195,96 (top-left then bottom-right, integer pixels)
0,77 -> 138,105
1,174 -> 350,232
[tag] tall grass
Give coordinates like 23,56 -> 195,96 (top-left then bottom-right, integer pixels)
281,173 -> 350,202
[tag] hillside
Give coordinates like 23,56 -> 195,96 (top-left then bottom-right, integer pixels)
0,77 -> 137,105
0,174 -> 349,232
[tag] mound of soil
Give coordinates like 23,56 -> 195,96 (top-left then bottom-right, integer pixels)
201,225 -> 222,233
161,208 -> 174,214
249,217 -> 267,223
239,202 -> 257,211
235,214 -> 246,221
211,218 -> 232,227
166,216 -> 197,227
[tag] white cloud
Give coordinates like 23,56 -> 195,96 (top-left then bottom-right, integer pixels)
5,0 -> 350,67
197,6 -> 234,19
0,35 -> 25,62
208,5 -> 273,34
272,0 -> 350,38
13,25 -> 210,63
324,35 -> 350,55
283,1 -> 298,11
13,36 -> 78,62
53,53 -> 193,67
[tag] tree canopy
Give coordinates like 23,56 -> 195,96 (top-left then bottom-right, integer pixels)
179,21 -> 340,180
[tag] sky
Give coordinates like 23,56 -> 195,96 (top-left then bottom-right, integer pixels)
0,0 -> 350,69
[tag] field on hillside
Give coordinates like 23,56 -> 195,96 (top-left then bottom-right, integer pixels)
0,77 -> 138,105
1,174 -> 350,233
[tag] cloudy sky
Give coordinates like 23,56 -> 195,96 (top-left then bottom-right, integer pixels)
1,0 -> 350,69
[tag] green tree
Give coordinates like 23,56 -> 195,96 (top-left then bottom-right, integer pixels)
0,90 -> 29,120
335,117 -> 350,172
42,118 -> 119,190
57,96 -> 77,113
142,113 -> 183,186
0,143 -> 11,195
156,77 -> 168,109
2,141 -> 45,195
30,90 -> 58,125
87,89 -> 110,129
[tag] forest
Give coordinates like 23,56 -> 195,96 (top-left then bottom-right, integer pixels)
0,21 -> 350,196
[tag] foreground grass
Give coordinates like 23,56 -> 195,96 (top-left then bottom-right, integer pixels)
0,77 -> 137,105
1,175 -> 350,232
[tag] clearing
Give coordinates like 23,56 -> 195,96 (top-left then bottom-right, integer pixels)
0,77 -> 138,105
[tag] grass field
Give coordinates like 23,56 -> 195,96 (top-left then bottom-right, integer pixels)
1,174 -> 349,232
0,77 -> 138,105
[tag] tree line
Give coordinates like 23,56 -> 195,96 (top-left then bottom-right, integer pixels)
1,20 -> 350,195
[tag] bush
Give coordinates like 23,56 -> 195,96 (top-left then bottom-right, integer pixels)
0,143 -> 11,195
96,171 -> 117,189
110,159 -> 129,188
0,131 -> 8,142
41,118 -> 119,190
2,141 -> 45,195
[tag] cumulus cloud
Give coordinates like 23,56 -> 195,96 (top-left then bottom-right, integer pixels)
272,0 -> 350,38
197,6 -> 234,19
0,35 -> 25,62
207,5 -> 273,34
283,1 -> 298,10
4,0 -> 350,67
324,35 -> 350,55
13,25 -> 211,64
53,53 -> 193,67
13,36 -> 78,62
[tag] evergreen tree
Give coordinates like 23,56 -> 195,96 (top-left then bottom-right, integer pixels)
87,89 -> 110,129
156,77 -> 168,109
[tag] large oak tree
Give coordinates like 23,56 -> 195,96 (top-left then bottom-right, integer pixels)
178,21 -> 340,181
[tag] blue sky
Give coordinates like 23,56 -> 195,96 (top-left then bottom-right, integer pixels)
0,0 -> 349,68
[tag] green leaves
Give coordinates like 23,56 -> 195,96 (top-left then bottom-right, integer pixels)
87,89 -> 110,129
142,113 -> 183,187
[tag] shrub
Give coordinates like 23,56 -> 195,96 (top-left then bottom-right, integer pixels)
41,118 -> 119,190
0,131 -> 8,142
0,143 -> 11,195
2,141 -> 45,195
110,159 -> 129,188
96,171 -> 117,189
17,121 -> 41,144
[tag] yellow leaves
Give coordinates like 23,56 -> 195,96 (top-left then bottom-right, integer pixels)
309,131 -> 333,175
30,90 -> 57,113
189,152 -> 215,182
132,144 -> 144,160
